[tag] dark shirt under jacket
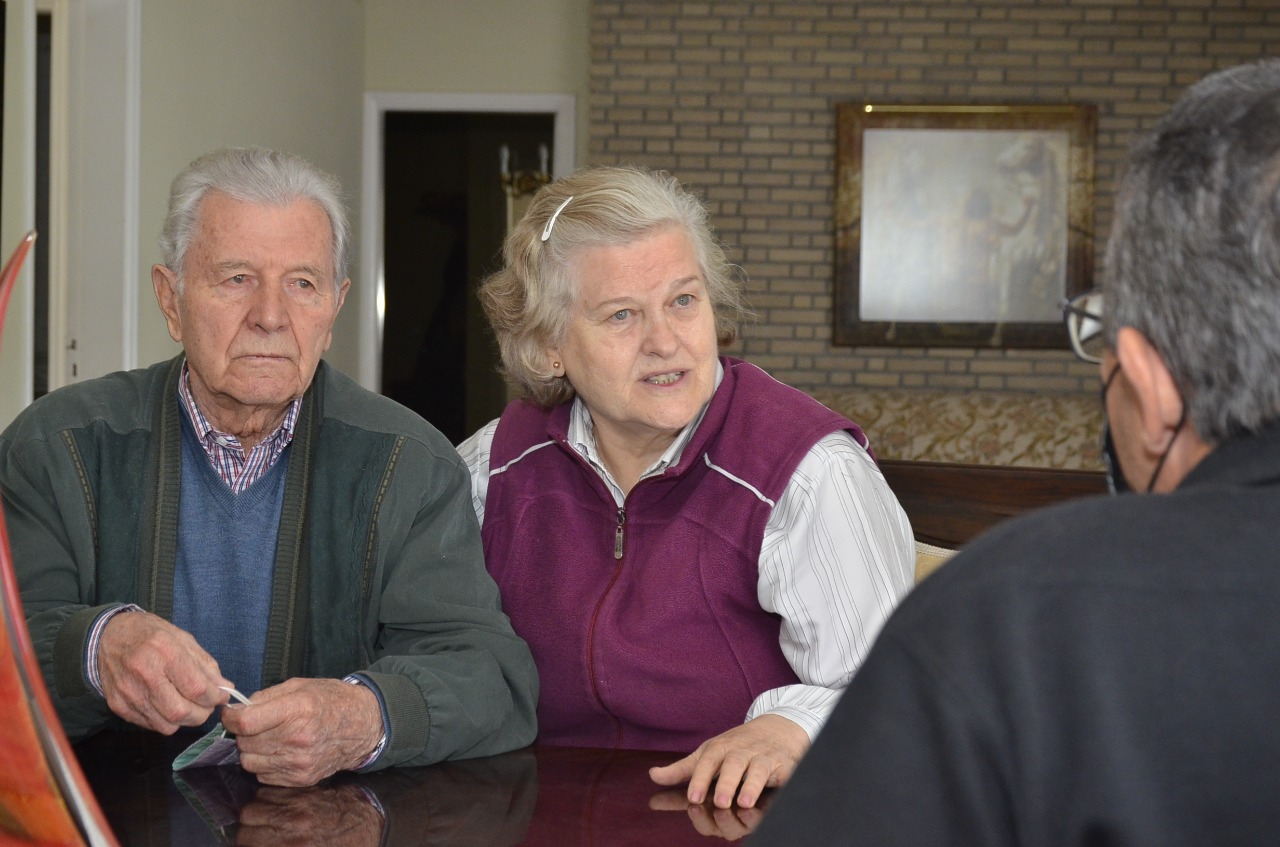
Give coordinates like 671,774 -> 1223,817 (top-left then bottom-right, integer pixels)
752,422 -> 1280,847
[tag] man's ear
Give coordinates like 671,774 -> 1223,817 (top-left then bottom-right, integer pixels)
335,278 -> 351,315
319,278 -> 352,354
1114,326 -> 1183,452
152,264 -> 183,343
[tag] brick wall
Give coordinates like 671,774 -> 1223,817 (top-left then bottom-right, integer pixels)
588,1 -> 1277,396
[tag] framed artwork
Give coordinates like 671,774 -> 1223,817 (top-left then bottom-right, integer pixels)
833,103 -> 1097,348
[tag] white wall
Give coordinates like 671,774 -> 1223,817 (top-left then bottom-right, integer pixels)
136,0 -> 366,373
363,0 -> 591,160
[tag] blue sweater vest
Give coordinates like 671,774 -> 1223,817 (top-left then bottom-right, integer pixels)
172,415 -> 287,696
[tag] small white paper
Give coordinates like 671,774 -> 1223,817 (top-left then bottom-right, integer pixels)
219,685 -> 253,705
171,686 -> 252,771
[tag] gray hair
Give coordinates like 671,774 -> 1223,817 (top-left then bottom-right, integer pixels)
479,164 -> 751,407
1105,59 -> 1280,443
158,147 -> 350,291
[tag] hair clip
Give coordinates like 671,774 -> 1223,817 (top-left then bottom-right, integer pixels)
541,196 -> 574,242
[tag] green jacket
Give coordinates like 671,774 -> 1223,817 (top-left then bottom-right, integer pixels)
0,356 -> 537,768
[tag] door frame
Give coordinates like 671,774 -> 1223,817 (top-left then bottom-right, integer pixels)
60,0 -> 140,387
358,91 -> 576,392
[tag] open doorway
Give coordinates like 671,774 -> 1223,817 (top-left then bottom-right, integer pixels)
360,92 -> 576,444
380,111 -> 551,443
33,9 -> 50,396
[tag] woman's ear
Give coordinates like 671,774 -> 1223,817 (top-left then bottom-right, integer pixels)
1114,326 -> 1184,452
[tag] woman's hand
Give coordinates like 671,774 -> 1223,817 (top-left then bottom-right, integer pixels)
648,714 -> 809,809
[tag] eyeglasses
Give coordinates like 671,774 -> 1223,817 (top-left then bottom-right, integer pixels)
1061,289 -> 1105,364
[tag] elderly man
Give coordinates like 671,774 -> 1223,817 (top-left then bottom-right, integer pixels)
751,59 -> 1280,845
0,147 -> 537,786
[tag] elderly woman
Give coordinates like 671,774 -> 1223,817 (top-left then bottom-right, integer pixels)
457,165 -> 914,810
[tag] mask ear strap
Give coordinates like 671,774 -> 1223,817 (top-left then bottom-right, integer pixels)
1101,421 -> 1130,495
1100,364 -> 1129,495
1145,407 -> 1187,494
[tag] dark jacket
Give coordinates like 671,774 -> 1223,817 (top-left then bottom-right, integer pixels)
752,422 -> 1280,846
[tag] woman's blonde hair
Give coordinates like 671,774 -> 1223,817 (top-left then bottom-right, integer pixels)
480,165 -> 750,407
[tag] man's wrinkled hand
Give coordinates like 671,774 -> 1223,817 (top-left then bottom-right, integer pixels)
97,610 -> 231,734
648,714 -> 809,809
221,677 -> 383,787
236,783 -> 385,847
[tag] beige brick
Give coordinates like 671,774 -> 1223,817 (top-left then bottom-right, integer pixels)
1006,376 -> 1086,393
926,374 -> 980,389
773,340 -> 827,355
976,375 -> 1006,390
856,372 -> 907,389
888,357 -> 947,373
969,359 -> 1034,375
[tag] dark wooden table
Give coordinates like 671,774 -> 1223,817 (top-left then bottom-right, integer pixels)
74,731 -> 769,845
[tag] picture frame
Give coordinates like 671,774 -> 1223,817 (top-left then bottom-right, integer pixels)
833,103 -> 1097,348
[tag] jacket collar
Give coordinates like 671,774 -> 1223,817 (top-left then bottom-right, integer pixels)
1179,419 -> 1280,490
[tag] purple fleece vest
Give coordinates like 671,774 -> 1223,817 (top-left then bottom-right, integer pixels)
482,358 -> 870,751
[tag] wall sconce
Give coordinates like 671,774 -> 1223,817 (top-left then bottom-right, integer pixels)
500,143 -> 552,232
500,143 -> 551,198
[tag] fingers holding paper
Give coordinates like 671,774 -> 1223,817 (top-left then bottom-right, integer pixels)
97,609 -> 233,734
220,677 -> 384,787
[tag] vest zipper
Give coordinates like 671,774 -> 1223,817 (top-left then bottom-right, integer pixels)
589,505 -> 628,746
614,507 -> 626,560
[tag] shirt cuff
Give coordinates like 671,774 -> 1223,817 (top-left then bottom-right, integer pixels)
84,603 -> 144,696
344,673 -> 390,771
746,685 -> 843,743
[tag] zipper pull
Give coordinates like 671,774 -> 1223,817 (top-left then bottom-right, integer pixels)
614,508 -> 625,560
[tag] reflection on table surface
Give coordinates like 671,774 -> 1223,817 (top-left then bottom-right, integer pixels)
74,731 -> 770,845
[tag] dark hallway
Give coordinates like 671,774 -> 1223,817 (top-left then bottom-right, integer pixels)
381,110 -> 553,443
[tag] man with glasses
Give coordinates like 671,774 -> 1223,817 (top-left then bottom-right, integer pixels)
1062,288 -> 1189,496
752,59 -> 1280,846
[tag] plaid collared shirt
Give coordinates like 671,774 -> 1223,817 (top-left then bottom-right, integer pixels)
178,364 -> 300,494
